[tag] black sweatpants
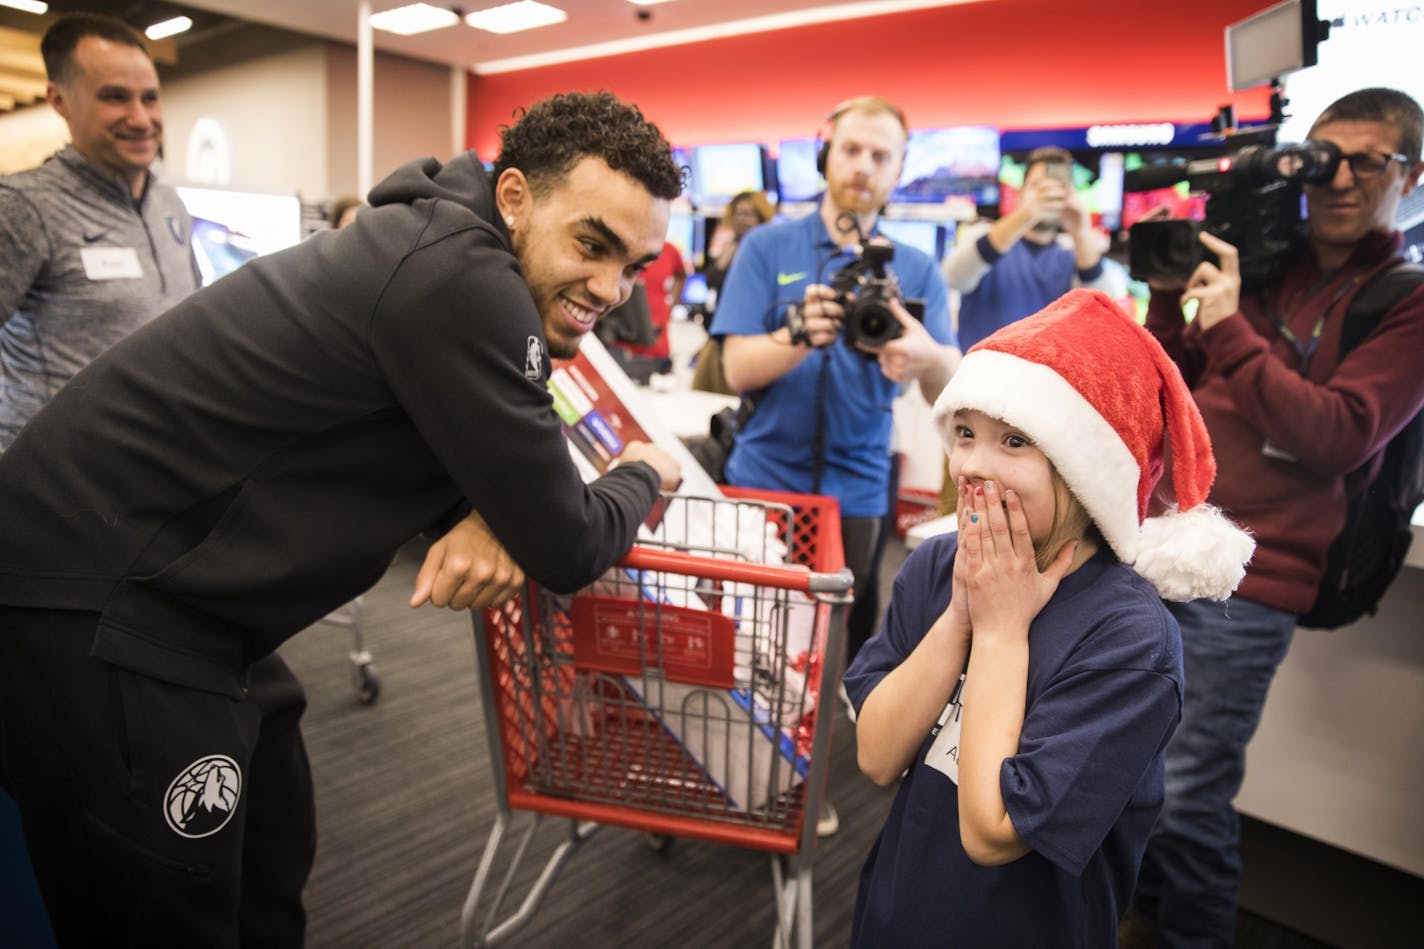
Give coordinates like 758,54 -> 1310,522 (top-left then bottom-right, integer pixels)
0,607 -> 315,948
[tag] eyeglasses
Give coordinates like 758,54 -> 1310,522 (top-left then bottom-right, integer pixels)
1336,150 -> 1411,180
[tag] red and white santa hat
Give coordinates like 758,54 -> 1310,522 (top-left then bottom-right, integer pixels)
932,288 -> 1254,601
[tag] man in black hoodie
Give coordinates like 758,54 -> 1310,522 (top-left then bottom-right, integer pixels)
0,91 -> 683,947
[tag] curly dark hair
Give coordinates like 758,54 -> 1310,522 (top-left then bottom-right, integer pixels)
493,91 -> 686,201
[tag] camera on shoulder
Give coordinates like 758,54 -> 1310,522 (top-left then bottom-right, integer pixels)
829,237 -> 925,356
1128,138 -> 1341,286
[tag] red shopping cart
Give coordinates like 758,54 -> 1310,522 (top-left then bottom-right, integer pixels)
459,487 -> 852,949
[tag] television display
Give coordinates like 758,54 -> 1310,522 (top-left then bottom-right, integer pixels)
1096,152 -> 1125,232
690,143 -> 766,207
777,137 -> 822,203
1120,186 -> 1208,231
176,186 -> 302,286
893,126 -> 1001,205
877,219 -> 943,262
672,146 -> 694,199
1117,153 -> 1209,230
681,271 -> 709,306
665,210 -> 697,268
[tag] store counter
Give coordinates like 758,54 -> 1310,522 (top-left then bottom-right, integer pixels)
1238,503 -> 1424,877
903,504 -> 1424,877
640,387 -> 740,442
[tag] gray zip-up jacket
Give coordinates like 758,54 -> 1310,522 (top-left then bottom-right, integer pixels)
0,145 -> 200,447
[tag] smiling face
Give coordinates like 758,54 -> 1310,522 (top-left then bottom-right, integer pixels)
1305,118 -> 1423,268
500,157 -> 671,358
47,36 -> 161,199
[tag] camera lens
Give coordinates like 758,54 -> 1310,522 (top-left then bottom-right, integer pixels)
850,301 -> 896,346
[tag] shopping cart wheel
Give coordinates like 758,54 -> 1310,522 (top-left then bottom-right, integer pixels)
644,833 -> 676,856
352,660 -> 382,706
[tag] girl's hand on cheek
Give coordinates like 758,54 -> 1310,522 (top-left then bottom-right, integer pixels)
942,476 -> 973,640
961,480 -> 1075,641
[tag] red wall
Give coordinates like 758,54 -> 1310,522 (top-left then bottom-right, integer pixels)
465,0 -> 1274,157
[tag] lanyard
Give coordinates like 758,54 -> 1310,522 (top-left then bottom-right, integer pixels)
1261,273 -> 1362,376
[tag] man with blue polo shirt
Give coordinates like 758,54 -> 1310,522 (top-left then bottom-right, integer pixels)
710,96 -> 958,713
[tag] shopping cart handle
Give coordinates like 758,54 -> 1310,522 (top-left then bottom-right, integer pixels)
809,567 -> 855,596
618,547 -> 853,596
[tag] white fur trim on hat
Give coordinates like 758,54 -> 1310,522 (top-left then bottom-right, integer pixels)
934,349 -> 1144,563
1136,506 -> 1255,601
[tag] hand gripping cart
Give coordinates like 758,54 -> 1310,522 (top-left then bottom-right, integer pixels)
460,488 -> 853,949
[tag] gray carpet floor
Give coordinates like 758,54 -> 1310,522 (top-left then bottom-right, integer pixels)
280,539 -> 896,948
278,536 -> 1419,948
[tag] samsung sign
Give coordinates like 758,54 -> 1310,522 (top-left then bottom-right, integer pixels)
1085,123 -> 1177,148
1001,121 -> 1219,153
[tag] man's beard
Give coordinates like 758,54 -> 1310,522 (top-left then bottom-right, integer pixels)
546,330 -> 581,360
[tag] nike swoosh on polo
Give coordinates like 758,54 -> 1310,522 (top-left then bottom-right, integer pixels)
776,271 -> 807,286
81,231 -> 108,244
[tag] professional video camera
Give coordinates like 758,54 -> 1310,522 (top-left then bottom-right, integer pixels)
828,238 -> 925,354
1127,134 -> 1342,287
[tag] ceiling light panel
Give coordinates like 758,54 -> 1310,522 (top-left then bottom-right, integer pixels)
370,3 -> 461,36
145,16 -> 192,41
465,2 -> 569,35
0,1 -> 49,14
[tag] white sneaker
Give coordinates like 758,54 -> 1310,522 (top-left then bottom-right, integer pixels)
817,801 -> 840,838
838,682 -> 857,723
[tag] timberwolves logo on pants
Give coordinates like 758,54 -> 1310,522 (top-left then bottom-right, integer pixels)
164,754 -> 242,838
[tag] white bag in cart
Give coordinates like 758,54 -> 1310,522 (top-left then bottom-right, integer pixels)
664,593 -> 820,811
557,336 -> 830,812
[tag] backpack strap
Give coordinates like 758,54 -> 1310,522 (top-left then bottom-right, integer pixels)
1339,259 -> 1424,357
1337,258 -> 1424,491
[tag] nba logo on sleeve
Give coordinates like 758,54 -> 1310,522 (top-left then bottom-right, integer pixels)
525,336 -> 547,381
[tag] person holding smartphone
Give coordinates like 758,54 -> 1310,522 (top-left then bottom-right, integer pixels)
943,146 -> 1123,350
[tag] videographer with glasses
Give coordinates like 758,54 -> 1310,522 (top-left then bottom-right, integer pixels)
709,96 -> 957,744
1123,87 -> 1424,949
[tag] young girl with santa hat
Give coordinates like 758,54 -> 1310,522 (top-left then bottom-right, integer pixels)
843,288 -> 1255,948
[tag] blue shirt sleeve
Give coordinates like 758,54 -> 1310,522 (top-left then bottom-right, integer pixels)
1000,585 -> 1182,876
842,532 -> 958,710
707,227 -> 786,338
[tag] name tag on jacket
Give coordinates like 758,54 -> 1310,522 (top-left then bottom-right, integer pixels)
80,246 -> 143,280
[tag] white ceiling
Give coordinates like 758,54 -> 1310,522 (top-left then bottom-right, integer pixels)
0,0 -> 980,115
176,0 -> 975,74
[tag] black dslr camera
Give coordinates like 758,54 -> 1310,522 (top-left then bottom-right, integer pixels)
829,238 -> 925,355
1128,137 -> 1342,287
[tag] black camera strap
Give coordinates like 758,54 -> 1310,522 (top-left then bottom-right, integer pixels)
811,348 -> 831,495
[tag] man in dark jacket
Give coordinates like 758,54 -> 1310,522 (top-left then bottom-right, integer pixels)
0,91 -> 682,947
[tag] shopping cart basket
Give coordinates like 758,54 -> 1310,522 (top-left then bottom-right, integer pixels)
460,487 -> 852,949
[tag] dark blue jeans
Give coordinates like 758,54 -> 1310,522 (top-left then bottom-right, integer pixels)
1133,595 -> 1297,948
